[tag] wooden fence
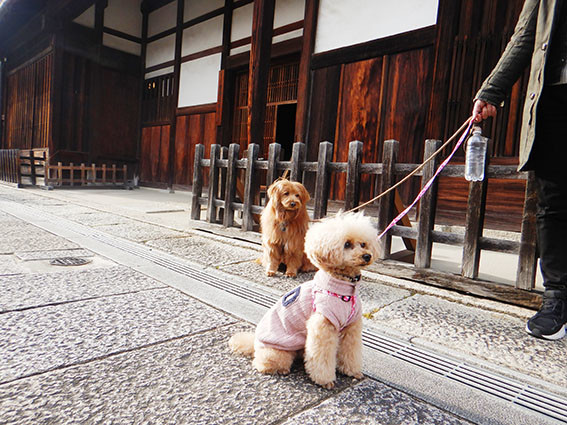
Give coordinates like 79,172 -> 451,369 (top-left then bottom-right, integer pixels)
47,162 -> 128,188
0,148 -> 128,188
191,140 -> 541,309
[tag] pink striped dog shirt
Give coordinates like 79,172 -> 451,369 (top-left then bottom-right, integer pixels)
255,270 -> 362,351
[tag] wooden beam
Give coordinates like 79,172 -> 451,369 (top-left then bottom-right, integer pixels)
167,0 -> 184,190
311,25 -> 436,70
247,0 -> 275,150
141,0 -> 175,14
295,0 -> 318,143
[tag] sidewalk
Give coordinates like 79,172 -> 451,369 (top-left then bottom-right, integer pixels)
0,185 -> 565,424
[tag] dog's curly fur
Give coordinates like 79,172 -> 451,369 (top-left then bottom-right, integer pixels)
260,179 -> 315,277
230,212 -> 379,389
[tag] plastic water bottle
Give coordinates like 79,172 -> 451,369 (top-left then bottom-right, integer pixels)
465,126 -> 488,181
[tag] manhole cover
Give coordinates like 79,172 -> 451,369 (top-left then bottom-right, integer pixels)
50,257 -> 93,266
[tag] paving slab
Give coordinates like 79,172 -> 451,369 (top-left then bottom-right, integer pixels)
0,265 -> 166,312
0,211 -> 23,224
0,324 -> 355,425
217,259 -> 316,292
0,287 -> 235,382
366,293 -> 567,389
14,248 -> 94,261
282,379 -> 472,425
147,234 -> 261,267
61,211 -> 135,226
0,254 -> 27,276
93,221 -> 187,242
0,223 -> 79,254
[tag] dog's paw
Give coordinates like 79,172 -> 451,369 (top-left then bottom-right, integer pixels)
338,366 -> 363,380
266,270 -> 276,277
320,381 -> 335,390
351,372 -> 364,380
284,271 -> 297,278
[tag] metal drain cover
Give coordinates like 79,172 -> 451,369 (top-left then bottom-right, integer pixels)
50,257 -> 93,266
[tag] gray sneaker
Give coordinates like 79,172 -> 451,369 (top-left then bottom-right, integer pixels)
526,289 -> 567,340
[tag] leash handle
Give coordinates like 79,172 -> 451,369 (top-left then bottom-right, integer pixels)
376,117 -> 475,240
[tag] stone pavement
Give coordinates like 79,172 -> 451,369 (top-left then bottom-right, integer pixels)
0,185 -> 566,425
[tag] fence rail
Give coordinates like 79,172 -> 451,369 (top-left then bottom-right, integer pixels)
191,140 -> 540,309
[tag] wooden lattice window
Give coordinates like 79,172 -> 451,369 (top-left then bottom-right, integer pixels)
232,61 -> 299,156
142,73 -> 175,124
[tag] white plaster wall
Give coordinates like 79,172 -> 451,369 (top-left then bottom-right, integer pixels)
103,34 -> 141,56
184,0 -> 224,22
105,0 -> 143,37
274,0 -> 304,28
182,15 -> 223,56
73,5 -> 95,28
146,34 -> 176,68
148,2 -> 177,37
145,66 -> 175,80
178,53 -> 222,107
231,2 -> 253,41
314,0 -> 439,53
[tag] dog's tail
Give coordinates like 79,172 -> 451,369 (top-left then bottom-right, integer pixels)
229,332 -> 255,357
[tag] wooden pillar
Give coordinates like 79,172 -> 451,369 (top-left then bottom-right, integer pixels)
462,141 -> 491,279
167,0 -> 184,191
377,140 -> 398,260
137,6 -> 149,178
217,0 -> 234,146
0,58 -> 5,147
344,140 -> 363,211
313,141 -> 333,220
415,139 -> 442,269
425,0 -> 462,140
247,0 -> 275,150
516,172 -> 538,290
295,0 -> 319,143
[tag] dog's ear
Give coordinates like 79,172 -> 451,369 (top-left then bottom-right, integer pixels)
297,183 -> 310,203
306,244 -> 343,270
267,180 -> 281,203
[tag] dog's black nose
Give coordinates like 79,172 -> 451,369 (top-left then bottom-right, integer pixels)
290,202 -> 296,207
362,254 -> 372,262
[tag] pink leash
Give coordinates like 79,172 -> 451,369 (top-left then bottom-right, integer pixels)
377,118 -> 474,240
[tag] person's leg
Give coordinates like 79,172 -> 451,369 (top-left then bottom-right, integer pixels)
526,174 -> 567,339
526,85 -> 567,340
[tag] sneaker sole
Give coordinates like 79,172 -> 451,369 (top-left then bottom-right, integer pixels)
525,323 -> 566,340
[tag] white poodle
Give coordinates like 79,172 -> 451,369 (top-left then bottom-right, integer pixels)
229,212 -> 378,389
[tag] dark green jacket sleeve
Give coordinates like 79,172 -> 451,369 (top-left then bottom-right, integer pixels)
475,0 -> 539,106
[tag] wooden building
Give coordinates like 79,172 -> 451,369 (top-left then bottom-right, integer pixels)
0,0 -> 527,230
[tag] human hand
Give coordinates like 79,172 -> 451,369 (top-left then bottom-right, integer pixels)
472,99 -> 497,123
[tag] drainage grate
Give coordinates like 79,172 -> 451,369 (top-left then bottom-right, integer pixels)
3,200 -> 567,424
50,257 -> 92,266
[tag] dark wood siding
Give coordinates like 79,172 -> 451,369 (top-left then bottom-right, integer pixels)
140,124 -> 170,184
4,53 -> 53,150
310,46 -> 434,203
174,111 -> 216,187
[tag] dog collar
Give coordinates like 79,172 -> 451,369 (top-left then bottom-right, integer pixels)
338,273 -> 361,283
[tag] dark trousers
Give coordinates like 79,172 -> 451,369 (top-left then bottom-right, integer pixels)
535,175 -> 567,290
532,85 -> 567,291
